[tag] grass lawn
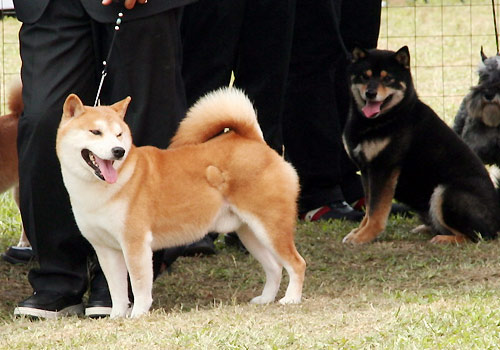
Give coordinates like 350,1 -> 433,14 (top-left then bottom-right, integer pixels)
2,190 -> 500,349
2,1 -> 500,349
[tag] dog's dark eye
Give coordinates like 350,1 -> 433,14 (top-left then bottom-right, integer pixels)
361,73 -> 370,81
382,76 -> 394,84
90,129 -> 102,136
117,132 -> 122,138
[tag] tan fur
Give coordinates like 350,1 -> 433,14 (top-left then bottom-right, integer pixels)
56,88 -> 306,318
429,185 -> 469,244
0,77 -> 28,247
343,170 -> 400,244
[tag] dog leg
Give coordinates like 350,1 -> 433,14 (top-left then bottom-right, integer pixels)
92,244 -> 130,318
349,173 -> 371,235
277,249 -> 306,305
122,234 -> 154,318
428,185 -> 470,244
343,170 -> 399,244
237,224 -> 283,304
238,222 -> 305,305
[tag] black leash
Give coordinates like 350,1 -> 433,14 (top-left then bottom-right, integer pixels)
329,0 -> 351,60
94,12 -> 124,107
492,0 -> 499,54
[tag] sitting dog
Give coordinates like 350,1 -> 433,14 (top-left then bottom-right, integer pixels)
453,48 -> 500,167
56,88 -> 306,318
342,46 -> 500,245
0,78 -> 29,249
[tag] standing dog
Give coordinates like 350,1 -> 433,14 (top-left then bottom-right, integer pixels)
453,48 -> 500,167
56,88 -> 306,318
0,78 -> 29,248
342,46 -> 500,244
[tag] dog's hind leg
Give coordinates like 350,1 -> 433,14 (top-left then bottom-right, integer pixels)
121,232 -> 154,318
429,185 -> 498,243
237,222 -> 305,305
237,224 -> 283,304
92,243 -> 130,318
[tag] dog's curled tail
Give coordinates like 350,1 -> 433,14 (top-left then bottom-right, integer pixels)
170,87 -> 264,148
7,76 -> 23,117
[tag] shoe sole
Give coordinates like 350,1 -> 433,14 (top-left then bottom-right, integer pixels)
85,306 -> 112,318
14,304 -> 84,319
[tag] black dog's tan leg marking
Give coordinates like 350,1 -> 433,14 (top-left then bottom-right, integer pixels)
430,234 -> 467,244
429,185 -> 469,244
343,170 -> 399,244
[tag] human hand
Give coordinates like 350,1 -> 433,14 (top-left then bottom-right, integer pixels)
101,0 -> 148,10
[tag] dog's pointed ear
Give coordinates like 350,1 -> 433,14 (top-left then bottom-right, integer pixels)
351,47 -> 368,62
394,46 -> 410,69
110,96 -> 131,120
62,94 -> 86,121
481,46 -> 488,61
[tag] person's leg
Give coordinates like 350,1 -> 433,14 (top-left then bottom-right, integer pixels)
283,0 -> 362,221
15,0 -> 98,318
180,0 -> 247,254
96,9 -> 188,290
181,0 -> 245,107
336,0 -> 382,207
233,0 -> 296,153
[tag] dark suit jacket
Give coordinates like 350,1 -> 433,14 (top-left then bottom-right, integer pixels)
13,0 -> 195,23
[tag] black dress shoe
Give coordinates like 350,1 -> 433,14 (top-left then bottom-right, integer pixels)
1,246 -> 36,264
300,201 -> 364,222
182,235 -> 216,257
85,287 -> 112,318
390,202 -> 414,217
224,232 -> 247,253
14,291 -> 83,319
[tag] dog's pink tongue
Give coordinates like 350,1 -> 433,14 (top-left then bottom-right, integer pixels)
362,101 -> 383,118
95,157 -> 118,184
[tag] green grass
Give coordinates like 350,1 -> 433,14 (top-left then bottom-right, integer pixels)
2,196 -> 500,349
3,1 -> 500,349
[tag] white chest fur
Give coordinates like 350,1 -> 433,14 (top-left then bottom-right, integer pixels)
352,137 -> 391,162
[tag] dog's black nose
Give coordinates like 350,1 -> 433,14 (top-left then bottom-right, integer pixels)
365,90 -> 377,100
112,147 -> 125,159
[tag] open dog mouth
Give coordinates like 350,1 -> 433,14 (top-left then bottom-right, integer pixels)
81,149 -> 118,184
362,95 -> 393,118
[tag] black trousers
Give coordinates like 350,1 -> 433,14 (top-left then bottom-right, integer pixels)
181,0 -> 296,153
18,0 -> 186,298
283,0 -> 381,212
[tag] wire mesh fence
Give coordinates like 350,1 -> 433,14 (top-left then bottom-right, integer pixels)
1,1 -> 499,122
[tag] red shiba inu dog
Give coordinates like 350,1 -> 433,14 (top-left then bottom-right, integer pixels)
56,88 -> 306,318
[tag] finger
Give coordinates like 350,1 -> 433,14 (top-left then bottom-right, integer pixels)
124,0 -> 137,9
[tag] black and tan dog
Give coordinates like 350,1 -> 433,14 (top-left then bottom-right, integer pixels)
342,46 -> 500,244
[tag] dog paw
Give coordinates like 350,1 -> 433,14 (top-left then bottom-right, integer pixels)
429,235 -> 467,244
342,229 -> 376,244
110,309 -> 128,319
278,295 -> 301,305
250,295 -> 275,304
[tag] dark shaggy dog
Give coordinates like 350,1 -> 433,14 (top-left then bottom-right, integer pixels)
453,49 -> 500,166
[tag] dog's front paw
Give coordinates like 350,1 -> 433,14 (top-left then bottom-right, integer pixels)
129,305 -> 151,318
342,228 -> 376,244
250,295 -> 275,304
278,295 -> 301,305
110,306 -> 130,319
